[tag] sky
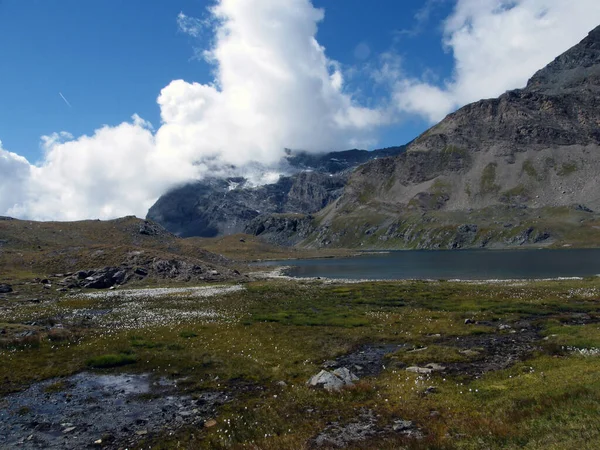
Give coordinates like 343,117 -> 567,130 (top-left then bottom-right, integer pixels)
1,0 -> 599,221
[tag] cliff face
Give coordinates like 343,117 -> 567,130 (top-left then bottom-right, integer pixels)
303,25 -> 600,249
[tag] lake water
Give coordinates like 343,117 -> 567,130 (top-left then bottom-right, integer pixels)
257,249 -> 600,280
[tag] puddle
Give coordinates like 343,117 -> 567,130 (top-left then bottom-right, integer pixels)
0,372 -> 228,449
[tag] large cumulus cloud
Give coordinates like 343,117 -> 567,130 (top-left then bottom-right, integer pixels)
1,0 -> 382,221
392,0 -> 600,122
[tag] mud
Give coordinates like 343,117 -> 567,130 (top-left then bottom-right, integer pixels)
309,409 -> 422,448
445,328 -> 541,377
0,372 -> 228,449
323,344 -> 404,377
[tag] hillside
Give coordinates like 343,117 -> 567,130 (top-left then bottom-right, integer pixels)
0,216 -> 242,291
284,25 -> 600,249
146,147 -> 405,238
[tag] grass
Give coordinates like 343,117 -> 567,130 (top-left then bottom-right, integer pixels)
3,277 -> 600,448
500,184 -> 529,203
522,158 -> 539,179
480,162 -> 500,194
85,353 -> 138,369
557,162 -> 578,176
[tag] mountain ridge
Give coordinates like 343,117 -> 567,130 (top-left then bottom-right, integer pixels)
265,25 -> 600,249
146,146 -> 405,238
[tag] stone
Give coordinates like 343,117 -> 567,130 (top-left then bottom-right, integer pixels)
392,420 -> 414,432
77,270 -> 93,279
308,370 -> 345,392
426,363 -> 446,372
307,368 -> 359,392
406,367 -> 433,375
134,267 -> 148,276
112,270 -> 127,285
0,284 -> 13,294
464,318 -> 475,325
63,427 -> 76,433
332,367 -> 359,385
204,419 -> 217,428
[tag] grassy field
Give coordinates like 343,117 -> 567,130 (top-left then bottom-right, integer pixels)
2,276 -> 600,448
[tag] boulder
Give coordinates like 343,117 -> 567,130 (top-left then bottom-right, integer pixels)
83,267 -> 120,289
0,284 -> 13,294
134,267 -> 148,276
332,367 -> 359,385
406,367 -> 433,375
112,270 -> 128,285
307,368 -> 358,392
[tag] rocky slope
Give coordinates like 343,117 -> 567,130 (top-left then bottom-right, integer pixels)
146,147 -> 404,238
288,25 -> 600,249
0,216 -> 242,289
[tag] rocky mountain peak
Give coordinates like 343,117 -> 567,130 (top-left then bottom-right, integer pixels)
300,24 -> 600,250
526,25 -> 600,94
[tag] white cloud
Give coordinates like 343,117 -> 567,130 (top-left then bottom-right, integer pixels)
0,141 -> 31,216
3,0 -> 599,221
392,0 -> 600,122
1,0 -> 383,221
176,12 -> 206,38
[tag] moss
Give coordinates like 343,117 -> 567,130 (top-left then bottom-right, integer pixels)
480,162 -> 500,194
442,145 -> 468,156
85,353 -> 137,369
557,162 -> 578,176
179,330 -> 199,339
465,182 -> 472,198
522,159 -> 538,178
44,380 -> 69,394
500,184 -> 529,203
17,406 -> 31,416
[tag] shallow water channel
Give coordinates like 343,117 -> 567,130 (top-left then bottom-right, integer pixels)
0,372 -> 226,449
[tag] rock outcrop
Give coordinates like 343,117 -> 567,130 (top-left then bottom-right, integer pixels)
299,25 -> 600,249
146,147 -> 404,238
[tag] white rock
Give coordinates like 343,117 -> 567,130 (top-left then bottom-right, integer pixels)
426,363 -> 446,372
307,367 -> 359,392
332,367 -> 359,385
406,366 -> 433,375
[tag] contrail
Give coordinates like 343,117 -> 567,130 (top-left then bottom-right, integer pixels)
59,92 -> 72,108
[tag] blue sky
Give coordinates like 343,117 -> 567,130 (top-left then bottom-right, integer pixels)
0,0 -> 454,162
2,0 -> 599,220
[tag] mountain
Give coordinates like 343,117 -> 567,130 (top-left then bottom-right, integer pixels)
146,147 -> 405,239
264,25 -> 600,249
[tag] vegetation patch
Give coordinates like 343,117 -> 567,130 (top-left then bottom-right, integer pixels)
480,162 -> 500,194
85,353 -> 137,369
179,330 -> 199,339
500,184 -> 529,203
557,162 -> 578,176
3,277 -> 600,448
522,158 -> 539,178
